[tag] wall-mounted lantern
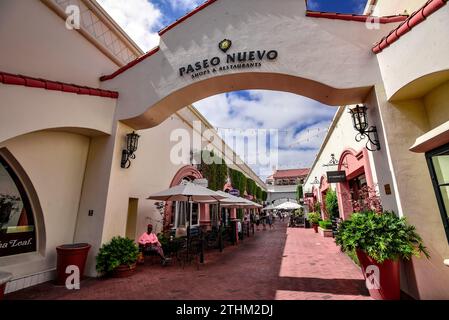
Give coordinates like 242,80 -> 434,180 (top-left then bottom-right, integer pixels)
311,176 -> 320,184
120,131 -> 140,169
349,104 -> 381,151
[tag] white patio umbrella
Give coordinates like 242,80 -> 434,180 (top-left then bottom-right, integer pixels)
275,201 -> 302,210
147,182 -> 226,202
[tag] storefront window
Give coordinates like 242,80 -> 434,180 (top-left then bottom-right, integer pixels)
174,202 -> 200,228
426,143 -> 449,243
0,156 -> 36,257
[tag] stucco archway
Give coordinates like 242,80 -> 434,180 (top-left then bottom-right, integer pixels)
99,0 -> 402,129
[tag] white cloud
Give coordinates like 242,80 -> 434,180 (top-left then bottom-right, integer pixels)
97,0 -> 162,51
194,90 -> 337,181
168,0 -> 204,11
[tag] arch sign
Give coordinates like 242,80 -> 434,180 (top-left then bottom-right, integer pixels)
178,39 -> 279,80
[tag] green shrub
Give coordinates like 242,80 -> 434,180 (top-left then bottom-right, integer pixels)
319,220 -> 332,230
307,212 -> 321,224
335,211 -> 430,263
96,236 -> 139,275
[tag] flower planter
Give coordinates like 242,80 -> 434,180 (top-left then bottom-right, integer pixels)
356,250 -> 400,300
56,243 -> 91,286
312,223 -> 319,233
0,272 -> 12,300
318,227 -> 333,238
111,263 -> 137,278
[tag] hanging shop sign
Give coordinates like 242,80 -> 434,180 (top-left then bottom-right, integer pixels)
326,171 -> 347,183
304,193 -> 314,198
178,39 -> 279,80
229,189 -> 240,197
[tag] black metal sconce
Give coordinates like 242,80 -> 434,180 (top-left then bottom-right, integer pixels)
311,176 -> 320,184
120,131 -> 140,168
349,104 -> 381,151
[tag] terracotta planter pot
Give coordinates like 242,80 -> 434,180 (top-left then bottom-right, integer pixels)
356,250 -> 400,300
312,223 -> 319,233
56,243 -> 91,286
111,262 -> 137,278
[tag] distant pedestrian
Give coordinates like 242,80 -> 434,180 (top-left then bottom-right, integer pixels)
262,213 -> 267,231
255,213 -> 260,231
268,212 -> 274,230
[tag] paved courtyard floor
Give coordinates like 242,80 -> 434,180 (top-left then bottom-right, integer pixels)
5,221 -> 370,300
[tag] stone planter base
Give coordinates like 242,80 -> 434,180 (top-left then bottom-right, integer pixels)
318,227 -> 333,237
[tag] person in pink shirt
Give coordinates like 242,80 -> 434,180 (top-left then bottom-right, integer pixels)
138,224 -> 166,265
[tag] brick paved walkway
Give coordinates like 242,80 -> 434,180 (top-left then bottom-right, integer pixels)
5,221 -> 370,300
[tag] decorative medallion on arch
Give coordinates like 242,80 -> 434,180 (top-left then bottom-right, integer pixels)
163,165 -> 203,230
0,148 -> 45,258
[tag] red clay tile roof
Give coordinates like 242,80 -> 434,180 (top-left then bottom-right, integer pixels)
372,0 -> 447,54
0,71 -> 119,98
273,168 -> 310,179
306,10 -> 408,24
100,46 -> 160,81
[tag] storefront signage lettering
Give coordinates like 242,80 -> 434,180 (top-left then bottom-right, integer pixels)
179,40 -> 278,80
0,231 -> 36,256
229,189 -> 240,197
326,171 -> 347,183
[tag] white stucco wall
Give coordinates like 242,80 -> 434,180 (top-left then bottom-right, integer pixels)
376,5 -> 449,101
0,85 -> 117,144
372,0 -> 428,16
0,131 -> 89,280
0,0 -> 118,87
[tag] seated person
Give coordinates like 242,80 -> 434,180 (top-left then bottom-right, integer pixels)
138,224 -> 167,265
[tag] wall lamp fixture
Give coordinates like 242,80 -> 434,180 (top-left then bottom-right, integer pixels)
349,104 -> 381,151
120,131 -> 140,169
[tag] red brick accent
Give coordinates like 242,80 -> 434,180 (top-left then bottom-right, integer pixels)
372,0 -> 448,54
306,10 -> 408,23
0,71 -> 118,99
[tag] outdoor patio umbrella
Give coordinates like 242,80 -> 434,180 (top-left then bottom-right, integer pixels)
275,201 -> 302,210
147,182 -> 226,202
147,182 -> 226,262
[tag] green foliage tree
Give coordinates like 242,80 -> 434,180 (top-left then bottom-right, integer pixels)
325,189 -> 339,219
296,184 -> 303,201
200,150 -> 228,191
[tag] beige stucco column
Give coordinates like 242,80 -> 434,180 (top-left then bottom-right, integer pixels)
373,84 -> 449,299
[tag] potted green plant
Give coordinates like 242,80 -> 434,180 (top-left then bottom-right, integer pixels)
318,220 -> 333,237
96,236 -> 139,278
307,212 -> 321,233
335,211 -> 429,300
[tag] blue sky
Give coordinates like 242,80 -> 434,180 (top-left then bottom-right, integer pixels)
98,0 -> 367,180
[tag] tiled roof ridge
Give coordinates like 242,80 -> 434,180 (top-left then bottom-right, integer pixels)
0,71 -> 119,99
372,0 -> 448,54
